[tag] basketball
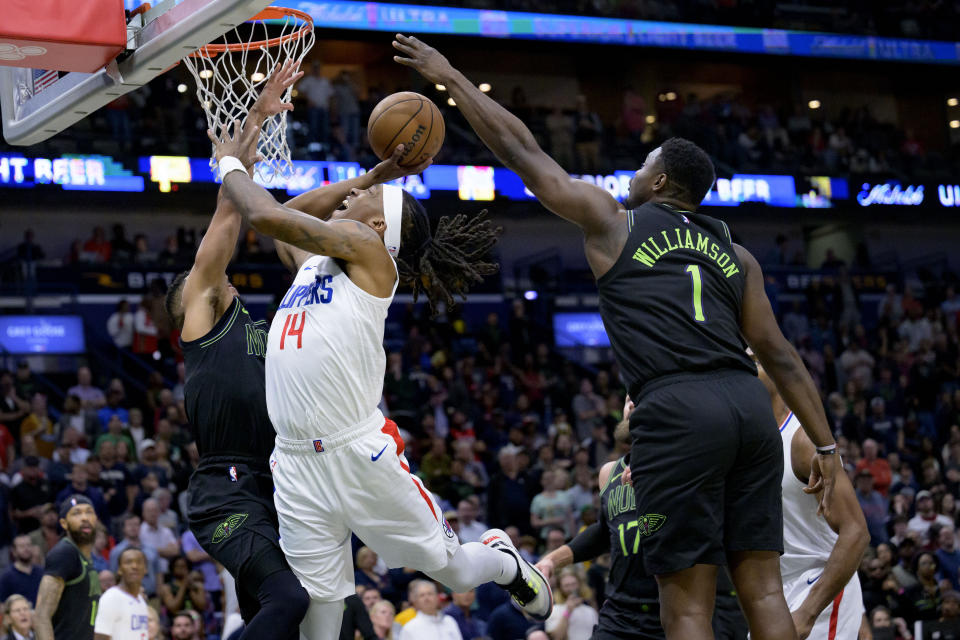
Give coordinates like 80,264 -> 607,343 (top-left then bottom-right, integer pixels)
367,91 -> 445,167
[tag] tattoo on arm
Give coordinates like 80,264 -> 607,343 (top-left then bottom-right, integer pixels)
35,575 -> 65,640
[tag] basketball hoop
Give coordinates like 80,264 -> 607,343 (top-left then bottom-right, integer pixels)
182,6 -> 315,181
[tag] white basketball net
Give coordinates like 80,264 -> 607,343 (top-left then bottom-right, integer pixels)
182,11 -> 315,181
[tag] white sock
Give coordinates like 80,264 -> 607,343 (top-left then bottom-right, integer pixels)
426,542 -> 520,591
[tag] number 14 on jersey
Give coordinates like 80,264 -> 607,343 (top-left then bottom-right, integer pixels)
280,311 -> 306,350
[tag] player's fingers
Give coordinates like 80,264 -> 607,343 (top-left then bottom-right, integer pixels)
410,158 -> 433,174
286,71 -> 305,86
392,40 -> 416,55
389,144 -> 406,162
206,128 -> 218,144
393,56 -> 415,67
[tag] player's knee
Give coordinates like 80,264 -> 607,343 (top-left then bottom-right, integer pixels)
278,581 -> 310,620
262,571 -> 310,620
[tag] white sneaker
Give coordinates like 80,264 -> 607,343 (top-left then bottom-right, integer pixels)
481,528 -> 553,620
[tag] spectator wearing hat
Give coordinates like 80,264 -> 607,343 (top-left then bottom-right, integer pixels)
909,490 -> 954,543
856,439 -> 894,496
133,439 -> 166,483
856,467 -> 889,544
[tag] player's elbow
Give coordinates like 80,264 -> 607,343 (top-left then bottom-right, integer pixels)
842,517 -> 870,560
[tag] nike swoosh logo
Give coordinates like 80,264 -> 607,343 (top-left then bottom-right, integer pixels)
371,445 -> 388,462
807,574 -> 821,585
607,472 -> 623,486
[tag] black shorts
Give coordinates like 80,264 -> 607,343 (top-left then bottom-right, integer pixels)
592,598 -> 664,640
187,455 -> 290,621
629,369 -> 783,575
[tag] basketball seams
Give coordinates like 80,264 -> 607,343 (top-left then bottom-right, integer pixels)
376,98 -> 424,161
414,99 -> 436,168
367,97 -> 422,134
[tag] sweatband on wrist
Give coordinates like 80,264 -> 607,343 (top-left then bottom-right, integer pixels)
816,444 -> 838,455
218,156 -> 247,180
382,184 -> 403,258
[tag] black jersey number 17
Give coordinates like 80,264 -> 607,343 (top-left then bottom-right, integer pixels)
685,265 -> 706,322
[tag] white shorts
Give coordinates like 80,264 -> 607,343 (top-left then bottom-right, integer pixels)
270,415 -> 461,602
783,568 -> 864,640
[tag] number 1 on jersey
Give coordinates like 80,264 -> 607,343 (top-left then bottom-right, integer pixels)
280,311 -> 306,350
685,264 -> 706,322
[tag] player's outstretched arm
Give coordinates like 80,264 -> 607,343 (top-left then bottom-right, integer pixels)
275,144 -> 432,273
34,575 -> 64,640
179,188 -> 242,340
735,244 -> 840,515
537,460 -> 618,580
788,429 -> 869,639
393,34 -> 621,235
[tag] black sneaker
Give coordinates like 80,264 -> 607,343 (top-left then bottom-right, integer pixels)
481,528 -> 553,620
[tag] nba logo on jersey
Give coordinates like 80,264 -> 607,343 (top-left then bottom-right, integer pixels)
681,214 -> 691,224
313,439 -> 325,453
229,466 -> 238,482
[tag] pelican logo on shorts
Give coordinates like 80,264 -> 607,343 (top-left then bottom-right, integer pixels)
442,519 -> 455,539
228,466 -> 238,482
313,439 -> 325,453
637,514 -> 666,536
211,513 -> 249,544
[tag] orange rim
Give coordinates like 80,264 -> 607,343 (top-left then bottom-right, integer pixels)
190,6 -> 313,57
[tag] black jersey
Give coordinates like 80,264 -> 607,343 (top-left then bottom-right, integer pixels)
597,201 -> 756,398
44,538 -> 101,640
599,457 -> 658,608
182,297 -> 275,460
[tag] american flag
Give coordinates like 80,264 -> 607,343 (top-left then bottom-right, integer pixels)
32,68 -> 58,93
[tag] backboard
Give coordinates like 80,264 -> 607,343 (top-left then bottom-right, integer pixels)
0,0 -> 272,146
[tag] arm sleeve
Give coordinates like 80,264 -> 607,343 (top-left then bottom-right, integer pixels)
567,522 -> 608,565
44,544 -> 80,581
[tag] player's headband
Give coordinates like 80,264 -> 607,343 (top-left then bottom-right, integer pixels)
60,494 -> 94,519
382,184 -> 403,259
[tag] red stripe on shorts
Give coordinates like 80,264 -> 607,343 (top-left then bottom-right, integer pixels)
827,587 -> 844,640
381,419 -> 439,522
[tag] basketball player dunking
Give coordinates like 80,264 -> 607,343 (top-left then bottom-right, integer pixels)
393,35 -> 840,640
207,101 -> 552,638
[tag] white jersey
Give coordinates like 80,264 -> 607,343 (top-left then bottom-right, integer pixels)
780,412 -> 864,639
266,255 -> 397,440
93,586 -> 149,640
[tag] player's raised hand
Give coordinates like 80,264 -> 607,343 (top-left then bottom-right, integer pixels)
251,60 -> 303,117
370,143 -> 433,183
207,119 -> 261,171
392,34 -> 455,84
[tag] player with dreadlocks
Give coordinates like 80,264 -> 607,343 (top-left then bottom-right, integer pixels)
208,117 -> 552,640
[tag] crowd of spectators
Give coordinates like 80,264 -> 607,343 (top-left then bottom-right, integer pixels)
0,230 -> 958,637
3,53 -> 956,184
